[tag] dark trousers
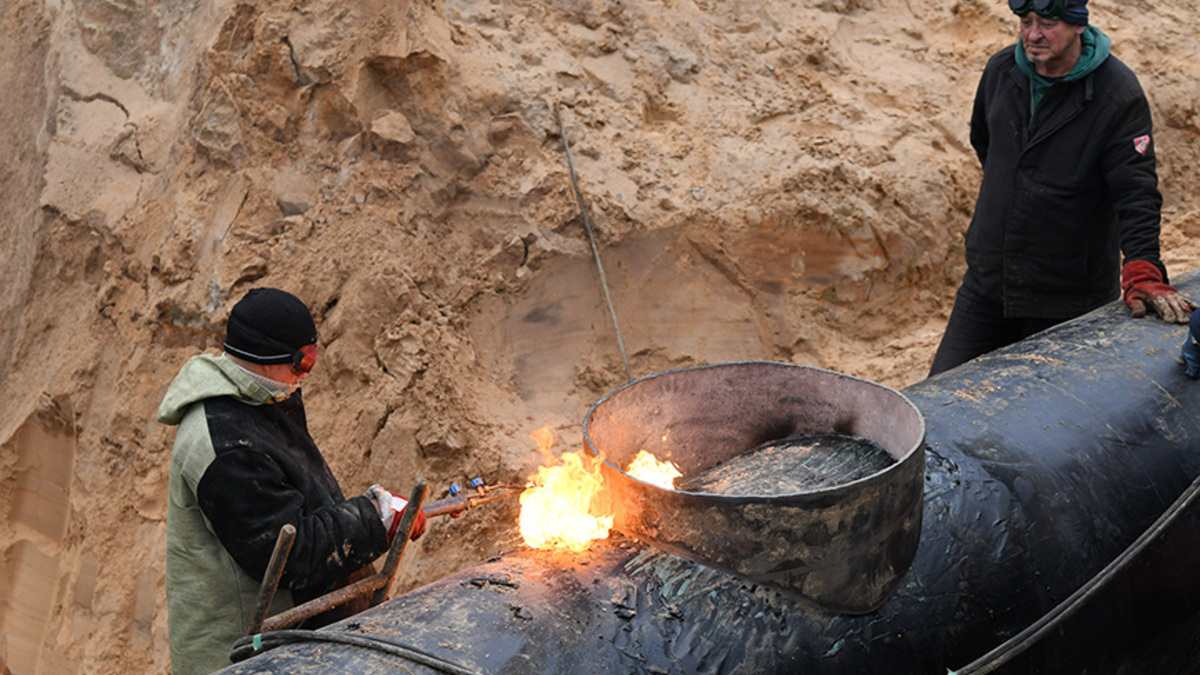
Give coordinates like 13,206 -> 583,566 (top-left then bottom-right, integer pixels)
928,286 -> 1067,377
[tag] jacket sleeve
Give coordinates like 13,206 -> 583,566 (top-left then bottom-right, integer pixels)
1101,65 -> 1164,274
196,447 -> 389,592
969,70 -> 991,167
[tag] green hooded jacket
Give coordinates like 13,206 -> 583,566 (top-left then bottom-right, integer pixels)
159,354 -> 387,674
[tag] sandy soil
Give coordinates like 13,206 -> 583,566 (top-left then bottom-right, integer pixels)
2,0 -> 1199,673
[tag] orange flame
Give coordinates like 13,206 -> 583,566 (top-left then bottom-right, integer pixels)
626,449 -> 681,489
518,429 -> 684,551
518,428 -> 613,551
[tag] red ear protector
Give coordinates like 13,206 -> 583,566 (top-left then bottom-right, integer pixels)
1009,0 -> 1066,17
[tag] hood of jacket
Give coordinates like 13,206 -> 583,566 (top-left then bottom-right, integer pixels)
156,353 -> 273,425
1014,25 -> 1111,120
1015,24 -> 1111,81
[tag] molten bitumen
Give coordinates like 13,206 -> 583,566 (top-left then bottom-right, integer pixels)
676,432 -> 896,495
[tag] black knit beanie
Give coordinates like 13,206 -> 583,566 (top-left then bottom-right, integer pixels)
1063,0 -> 1088,25
223,288 -> 318,365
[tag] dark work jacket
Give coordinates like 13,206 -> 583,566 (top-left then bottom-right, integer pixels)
963,44 -> 1163,318
197,393 -> 386,597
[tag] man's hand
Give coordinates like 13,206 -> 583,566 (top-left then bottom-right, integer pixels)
367,485 -> 428,541
1121,260 -> 1196,323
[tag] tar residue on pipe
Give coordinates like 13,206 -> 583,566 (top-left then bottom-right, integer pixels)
677,433 -> 897,495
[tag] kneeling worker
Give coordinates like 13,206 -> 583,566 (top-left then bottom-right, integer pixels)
158,287 -> 426,674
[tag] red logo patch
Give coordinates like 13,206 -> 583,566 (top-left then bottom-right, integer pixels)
1133,135 -> 1151,155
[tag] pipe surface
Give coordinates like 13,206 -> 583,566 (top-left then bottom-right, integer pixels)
217,273 -> 1200,675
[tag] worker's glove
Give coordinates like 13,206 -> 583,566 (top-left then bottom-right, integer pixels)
1121,260 -> 1195,324
366,485 -> 427,541
1182,311 -> 1200,379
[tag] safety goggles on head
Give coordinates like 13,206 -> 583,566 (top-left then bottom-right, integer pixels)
1009,0 -> 1066,17
291,344 -> 318,375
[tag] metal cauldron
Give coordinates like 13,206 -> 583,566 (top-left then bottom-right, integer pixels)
583,361 -> 925,613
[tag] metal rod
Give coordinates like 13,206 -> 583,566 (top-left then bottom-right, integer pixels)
259,574 -> 387,634
247,524 -> 296,636
555,104 -> 633,382
372,478 -> 429,606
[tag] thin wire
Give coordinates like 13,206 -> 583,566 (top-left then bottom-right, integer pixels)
230,629 -> 481,675
948,470 -> 1200,675
555,105 -> 633,383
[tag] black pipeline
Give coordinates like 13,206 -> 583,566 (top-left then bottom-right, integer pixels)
217,272 -> 1200,675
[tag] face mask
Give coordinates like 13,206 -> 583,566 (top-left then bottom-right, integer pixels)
228,356 -> 302,402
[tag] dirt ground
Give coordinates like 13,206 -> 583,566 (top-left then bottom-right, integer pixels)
2,0 -> 1200,673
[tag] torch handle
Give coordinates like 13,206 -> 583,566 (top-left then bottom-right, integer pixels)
422,494 -> 471,517
422,489 -> 522,517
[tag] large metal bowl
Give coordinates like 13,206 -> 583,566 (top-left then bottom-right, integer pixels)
583,360 -> 926,613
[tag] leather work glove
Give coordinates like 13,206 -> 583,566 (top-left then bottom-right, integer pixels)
1183,310 -> 1200,379
1121,260 -> 1196,324
367,485 -> 428,541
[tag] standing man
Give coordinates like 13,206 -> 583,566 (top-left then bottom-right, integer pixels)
929,0 -> 1194,376
158,288 -> 425,674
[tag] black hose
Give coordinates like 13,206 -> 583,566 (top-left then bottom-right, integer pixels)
949,470 -> 1200,675
230,629 -> 482,675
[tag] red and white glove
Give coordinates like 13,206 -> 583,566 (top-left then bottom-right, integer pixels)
367,485 -> 427,541
1121,260 -> 1195,324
